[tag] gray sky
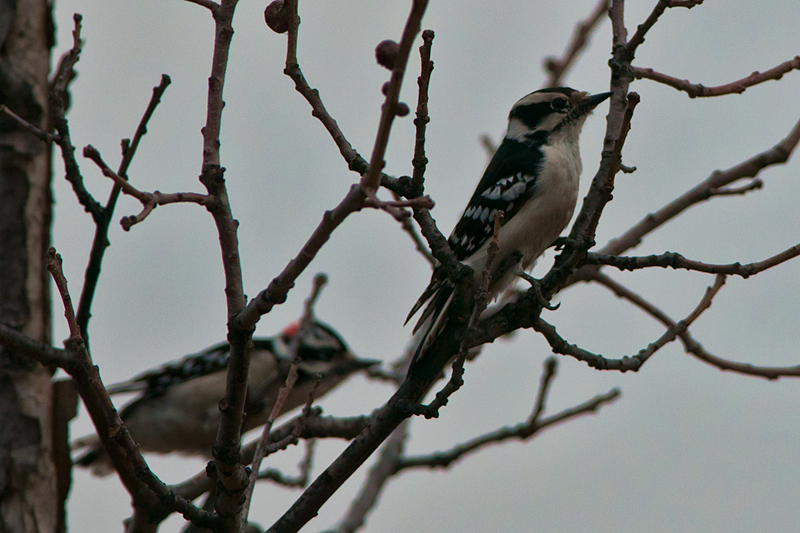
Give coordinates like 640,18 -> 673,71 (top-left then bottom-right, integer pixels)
52,1 -> 800,531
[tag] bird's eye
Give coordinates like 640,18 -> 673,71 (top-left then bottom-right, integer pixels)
551,98 -> 568,111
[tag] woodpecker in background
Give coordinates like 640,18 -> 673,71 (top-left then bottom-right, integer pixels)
406,87 -> 612,365
74,320 -> 378,475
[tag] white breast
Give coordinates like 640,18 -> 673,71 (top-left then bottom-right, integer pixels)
465,134 -> 582,296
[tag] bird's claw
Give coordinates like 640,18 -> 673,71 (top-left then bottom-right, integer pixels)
518,272 -> 560,311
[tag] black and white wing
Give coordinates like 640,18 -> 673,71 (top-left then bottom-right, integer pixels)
105,339 -> 276,397
406,138 -> 544,331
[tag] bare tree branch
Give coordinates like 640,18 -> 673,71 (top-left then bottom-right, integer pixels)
585,244 -> 800,277
667,0 -> 704,7
142,413 -> 373,527
256,438 -> 316,488
242,275 -> 328,524
236,2 -> 437,332
541,88 -> 639,299
626,0 -> 701,55
44,248 -> 219,529
633,56 -> 800,98
0,104 -> 57,142
531,357 -> 558,422
82,145 -> 211,230
710,179 -> 763,196
394,191 -> 436,266
389,29 -> 439,267
281,50 -> 405,196
49,14 -> 104,221
535,274 -> 727,372
396,359 -> 620,471
418,213 -> 503,418
0,324 -> 70,368
411,29 -> 434,194
235,185 -> 430,330
332,421 -> 409,533
184,0 -> 220,11
76,74 -> 172,341
597,114 -> 800,257
588,271 -> 800,379
361,0 -> 430,194
186,1 -> 253,528
544,0 -> 610,87
282,0 -> 367,176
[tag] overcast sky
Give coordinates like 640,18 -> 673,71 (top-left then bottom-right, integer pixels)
50,1 -> 800,531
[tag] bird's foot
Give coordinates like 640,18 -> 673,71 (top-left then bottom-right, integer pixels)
518,272 -> 560,311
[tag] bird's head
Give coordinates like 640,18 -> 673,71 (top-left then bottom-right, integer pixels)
279,320 -> 379,377
505,87 -> 612,145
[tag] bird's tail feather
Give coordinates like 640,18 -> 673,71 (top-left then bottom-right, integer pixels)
409,283 -> 455,369
72,437 -> 114,477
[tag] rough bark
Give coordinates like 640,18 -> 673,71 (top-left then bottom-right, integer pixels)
0,0 -> 58,531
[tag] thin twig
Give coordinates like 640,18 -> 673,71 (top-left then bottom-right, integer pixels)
335,420 -> 409,533
363,195 -> 433,212
255,437 -> 315,488
49,14 -> 103,221
296,438 -> 316,486
396,389 -> 621,471
252,439 -> 317,488
667,0 -> 704,6
536,274 -> 727,372
190,2 -> 253,528
76,74 -> 172,339
361,0 -> 430,194
45,248 -> 219,528
184,0 -> 220,11
47,249 -> 81,339
599,115 -> 800,257
235,185 -> 362,329
711,179 -> 763,196
0,325 -> 71,368
282,0 -> 367,176
633,56 -> 800,98
83,144 -> 211,230
411,29 -> 434,194
636,274 -> 727,361
0,104 -> 58,142
609,92 -> 639,177
392,29 -> 438,267
585,244 -> 800,277
236,183 -> 433,331
589,271 -> 800,379
241,275 -> 328,526
395,358 -> 619,471
418,212 -> 503,417
543,89 -> 639,298
394,192 -> 435,266
282,52 -> 403,195
626,0 -> 670,56
544,0 -> 610,87
530,357 -> 558,422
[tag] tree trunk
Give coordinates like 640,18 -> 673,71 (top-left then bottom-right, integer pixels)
0,0 -> 58,531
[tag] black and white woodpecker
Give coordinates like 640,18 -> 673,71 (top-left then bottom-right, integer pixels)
74,320 -> 378,475
406,87 -> 612,364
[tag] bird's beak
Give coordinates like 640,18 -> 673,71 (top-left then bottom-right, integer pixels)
575,91 -> 612,114
351,357 -> 381,370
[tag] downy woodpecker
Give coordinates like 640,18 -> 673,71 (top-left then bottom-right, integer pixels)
406,87 -> 611,364
74,320 -> 378,475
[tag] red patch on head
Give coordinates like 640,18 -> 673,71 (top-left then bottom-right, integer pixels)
281,321 -> 300,339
